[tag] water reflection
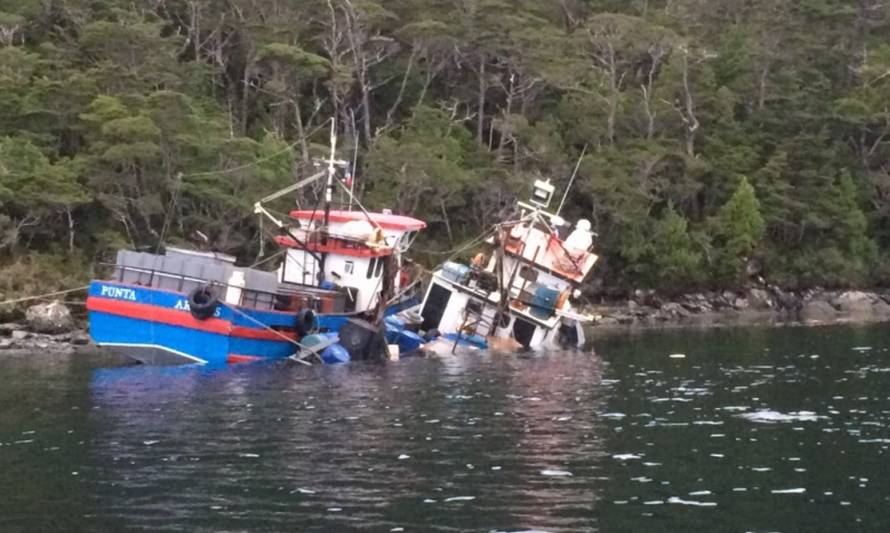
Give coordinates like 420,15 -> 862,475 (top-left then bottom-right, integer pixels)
85,353 -> 607,532
6,325 -> 890,532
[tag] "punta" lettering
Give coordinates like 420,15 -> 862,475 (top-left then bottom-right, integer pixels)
99,285 -> 137,301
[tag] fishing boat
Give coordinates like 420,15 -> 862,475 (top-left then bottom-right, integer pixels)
88,120 -> 599,365
87,124 -> 427,366
416,178 -> 599,354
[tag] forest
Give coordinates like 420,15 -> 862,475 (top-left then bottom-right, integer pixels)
1,0 -> 890,299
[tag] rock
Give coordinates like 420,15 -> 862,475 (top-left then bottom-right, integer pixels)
873,300 -> 890,320
747,288 -> 774,310
831,291 -> 875,314
800,300 -> 838,323
615,314 -> 636,325
25,301 -> 73,334
596,316 -> 620,326
11,330 -> 28,340
0,338 -> 13,349
681,302 -> 706,314
661,302 -> 691,318
733,297 -> 749,310
70,331 -> 91,345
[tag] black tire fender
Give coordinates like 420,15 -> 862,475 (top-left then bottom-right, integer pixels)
295,308 -> 318,336
188,286 -> 218,320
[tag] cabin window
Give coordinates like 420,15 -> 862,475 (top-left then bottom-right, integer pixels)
520,266 -> 538,283
344,260 -> 354,275
367,258 -> 376,279
375,256 -> 385,277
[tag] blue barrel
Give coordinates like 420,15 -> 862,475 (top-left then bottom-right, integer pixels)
531,286 -> 560,319
321,343 -> 351,364
385,317 -> 424,355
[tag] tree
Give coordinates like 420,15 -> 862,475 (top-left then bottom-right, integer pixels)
710,176 -> 765,285
0,137 -> 87,250
645,203 -> 702,291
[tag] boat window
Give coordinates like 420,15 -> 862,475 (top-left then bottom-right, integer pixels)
375,256 -> 385,277
344,261 -> 354,275
367,258 -> 376,279
520,266 -> 538,282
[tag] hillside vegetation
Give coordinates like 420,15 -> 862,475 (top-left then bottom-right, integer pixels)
1,0 -> 890,297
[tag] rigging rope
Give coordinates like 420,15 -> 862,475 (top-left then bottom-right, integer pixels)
180,140 -> 303,179
217,301 -> 320,365
0,286 -> 90,306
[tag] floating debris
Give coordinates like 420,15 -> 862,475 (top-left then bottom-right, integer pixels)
444,496 -> 476,502
669,354 -> 687,359
540,469 -> 573,477
738,410 -> 822,424
668,496 -> 717,507
771,488 -> 806,494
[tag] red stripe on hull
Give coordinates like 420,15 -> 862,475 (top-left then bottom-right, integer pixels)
227,354 -> 264,364
87,297 -> 297,342
230,326 -> 297,341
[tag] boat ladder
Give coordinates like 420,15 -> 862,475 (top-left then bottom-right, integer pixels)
451,303 -> 494,354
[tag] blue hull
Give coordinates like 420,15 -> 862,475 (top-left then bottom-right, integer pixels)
87,281 -> 422,366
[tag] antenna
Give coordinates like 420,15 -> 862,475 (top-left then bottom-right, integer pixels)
556,144 -> 588,217
324,118 -> 337,227
348,109 -> 359,211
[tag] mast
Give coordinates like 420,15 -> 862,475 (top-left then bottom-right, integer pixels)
323,118 -> 337,230
319,119 -> 338,282
556,144 -> 587,217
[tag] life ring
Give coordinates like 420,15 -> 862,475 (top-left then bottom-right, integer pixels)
188,286 -> 218,320
295,308 -> 318,336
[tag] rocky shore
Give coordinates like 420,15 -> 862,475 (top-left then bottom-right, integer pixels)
0,301 -> 92,353
588,287 -> 890,330
5,290 -> 890,355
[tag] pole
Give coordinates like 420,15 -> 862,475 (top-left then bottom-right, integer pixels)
556,144 -> 588,217
349,109 -> 359,211
324,118 -> 337,225
319,118 -> 338,282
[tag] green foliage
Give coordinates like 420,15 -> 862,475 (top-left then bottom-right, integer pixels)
365,105 -> 483,246
710,177 -> 765,285
643,204 -> 703,291
1,0 -> 890,294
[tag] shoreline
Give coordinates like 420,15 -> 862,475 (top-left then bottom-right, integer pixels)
4,287 -> 890,354
584,288 -> 890,333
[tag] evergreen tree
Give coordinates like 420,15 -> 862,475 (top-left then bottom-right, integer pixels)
645,204 -> 702,292
710,176 -> 765,286
2,0 -> 890,295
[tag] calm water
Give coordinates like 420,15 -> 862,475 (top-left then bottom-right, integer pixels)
2,326 -> 890,532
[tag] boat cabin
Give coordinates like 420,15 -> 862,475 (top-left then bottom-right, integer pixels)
418,179 -> 597,348
275,209 -> 426,313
